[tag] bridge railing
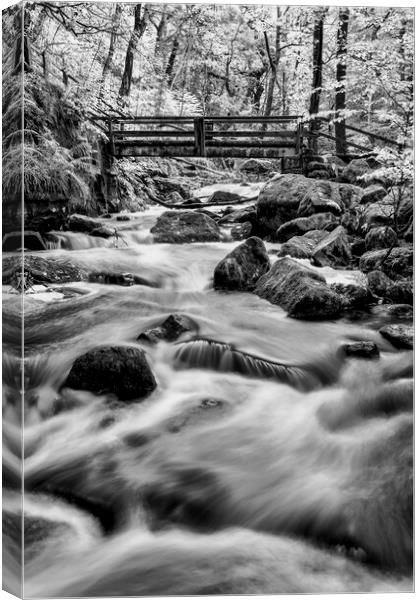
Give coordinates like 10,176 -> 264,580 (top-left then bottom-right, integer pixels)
108,115 -> 303,158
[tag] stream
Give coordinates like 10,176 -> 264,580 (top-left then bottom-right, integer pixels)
2,200 -> 413,596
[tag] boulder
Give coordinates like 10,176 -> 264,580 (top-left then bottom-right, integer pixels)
367,270 -> 393,298
208,190 -> 244,205
88,271 -> 135,286
341,158 -> 372,185
90,226 -> 115,239
298,195 -> 342,218
116,215 -> 131,221
341,205 -> 364,236
68,214 -> 99,233
213,237 -> 270,291
298,180 -> 360,218
256,175 -> 360,237
378,304 -> 413,319
275,212 -> 339,243
239,158 -> 272,174
277,236 -> 316,259
255,174 -> 313,235
360,199 -> 395,232
151,211 -> 221,243
365,226 -> 398,251
395,193 -> 413,235
218,205 -> 256,225
351,238 -> 366,258
254,257 -> 342,319
360,246 -> 413,279
64,346 -> 157,401
330,283 -> 375,309
231,222 -> 252,241
360,185 -> 387,205
166,191 -> 184,205
3,255 -> 87,286
379,325 -> 413,350
303,230 -> 329,243
3,231 -> 48,252
386,279 -> 413,305
343,342 -> 380,359
307,160 -> 327,172
138,314 -> 198,344
312,226 -> 352,268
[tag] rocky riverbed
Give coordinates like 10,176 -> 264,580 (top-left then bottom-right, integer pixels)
3,160 -> 413,596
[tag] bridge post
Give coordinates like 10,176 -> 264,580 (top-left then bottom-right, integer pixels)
108,117 -> 116,156
194,117 -> 206,157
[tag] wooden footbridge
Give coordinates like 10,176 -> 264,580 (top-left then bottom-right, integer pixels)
106,115 -> 304,160
97,114 -> 403,168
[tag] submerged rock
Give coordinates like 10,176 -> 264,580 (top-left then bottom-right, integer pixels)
379,325 -> 413,350
214,237 -> 270,292
255,257 -> 342,319
312,226 -> 352,268
173,338 -> 327,391
88,271 -> 135,286
343,342 -> 380,359
151,211 -> 221,243
138,314 -> 199,344
3,255 -> 87,285
64,346 -> 157,401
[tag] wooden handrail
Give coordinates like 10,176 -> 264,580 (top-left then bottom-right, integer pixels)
316,116 -> 401,147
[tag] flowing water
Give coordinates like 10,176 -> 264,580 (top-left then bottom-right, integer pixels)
2,204 -> 413,596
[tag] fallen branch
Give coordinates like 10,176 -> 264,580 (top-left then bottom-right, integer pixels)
172,157 -> 233,178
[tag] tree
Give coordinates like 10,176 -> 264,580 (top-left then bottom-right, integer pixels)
308,8 -> 328,153
100,3 -> 122,99
334,8 -> 350,155
118,4 -> 148,100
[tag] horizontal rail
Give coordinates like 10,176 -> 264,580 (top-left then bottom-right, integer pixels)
109,115 -> 301,124
316,116 -> 401,147
113,130 -> 195,137
315,131 -> 373,152
113,129 -> 297,139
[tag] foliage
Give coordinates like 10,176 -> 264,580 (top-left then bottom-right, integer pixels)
2,3 -> 414,209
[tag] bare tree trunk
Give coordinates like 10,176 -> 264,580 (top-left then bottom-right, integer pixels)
263,8 -> 281,117
309,8 -> 328,153
166,36 -> 179,86
102,4 -> 122,80
334,8 -> 350,155
119,4 -> 148,99
154,8 -> 167,55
